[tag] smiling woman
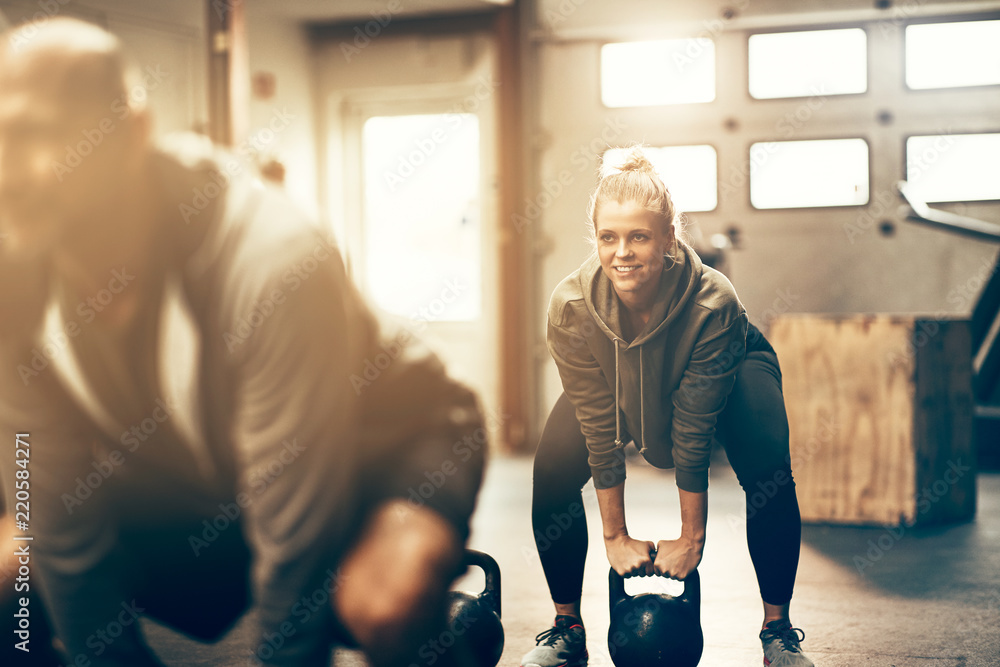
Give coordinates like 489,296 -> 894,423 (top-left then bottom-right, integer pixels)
520,145 -> 815,667
589,150 -> 678,328
594,199 -> 672,328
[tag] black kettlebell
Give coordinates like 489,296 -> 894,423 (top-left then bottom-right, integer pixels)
607,568 -> 703,667
445,549 -> 504,667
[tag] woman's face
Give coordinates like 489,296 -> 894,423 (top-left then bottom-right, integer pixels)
594,200 -> 673,308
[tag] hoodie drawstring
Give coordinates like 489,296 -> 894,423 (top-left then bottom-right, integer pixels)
613,339 -> 647,454
638,346 -> 646,454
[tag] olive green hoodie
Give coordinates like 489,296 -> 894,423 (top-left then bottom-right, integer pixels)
547,240 -> 748,493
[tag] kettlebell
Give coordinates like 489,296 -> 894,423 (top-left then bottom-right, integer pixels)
445,549 -> 504,667
607,568 -> 703,667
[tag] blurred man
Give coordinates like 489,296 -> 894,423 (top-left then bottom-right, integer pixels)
0,17 -> 485,666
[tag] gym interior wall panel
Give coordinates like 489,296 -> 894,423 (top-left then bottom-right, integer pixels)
244,10 -> 320,220
534,0 -> 997,39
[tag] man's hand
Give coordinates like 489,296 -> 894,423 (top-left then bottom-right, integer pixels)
653,536 -> 704,580
605,534 -> 656,577
333,500 -> 464,667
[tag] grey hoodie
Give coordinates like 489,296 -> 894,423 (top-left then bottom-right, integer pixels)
547,240 -> 748,493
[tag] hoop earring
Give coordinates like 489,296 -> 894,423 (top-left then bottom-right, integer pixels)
661,236 -> 679,270
662,252 -> 677,271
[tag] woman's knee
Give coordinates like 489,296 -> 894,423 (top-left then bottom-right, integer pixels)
740,464 -> 796,502
728,423 -> 793,486
726,426 -> 791,485
533,449 -> 589,493
532,396 -> 590,494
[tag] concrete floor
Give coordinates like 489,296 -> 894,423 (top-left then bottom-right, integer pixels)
144,452 -> 1000,666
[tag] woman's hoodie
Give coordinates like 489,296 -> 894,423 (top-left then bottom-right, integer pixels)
547,240 -> 748,493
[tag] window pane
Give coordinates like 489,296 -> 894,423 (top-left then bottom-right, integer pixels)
749,28 -> 867,99
362,114 -> 481,320
603,145 -> 718,212
601,39 -> 715,107
750,139 -> 869,209
906,133 -> 1000,202
906,20 -> 1000,89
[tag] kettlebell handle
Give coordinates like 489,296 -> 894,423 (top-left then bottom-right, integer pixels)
608,568 -> 700,613
681,568 -> 700,607
463,549 -> 501,618
608,567 -> 631,612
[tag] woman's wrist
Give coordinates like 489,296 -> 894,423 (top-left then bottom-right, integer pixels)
680,526 -> 707,545
604,530 -> 630,543
677,488 -> 708,546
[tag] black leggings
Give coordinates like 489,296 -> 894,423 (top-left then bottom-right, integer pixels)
532,344 -> 802,607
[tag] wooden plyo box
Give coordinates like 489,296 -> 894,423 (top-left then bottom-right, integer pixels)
769,315 -> 976,526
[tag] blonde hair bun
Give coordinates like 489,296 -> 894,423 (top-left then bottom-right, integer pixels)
615,148 -> 656,175
588,145 -> 678,242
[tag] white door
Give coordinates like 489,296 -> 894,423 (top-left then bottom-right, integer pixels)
344,96 -> 500,443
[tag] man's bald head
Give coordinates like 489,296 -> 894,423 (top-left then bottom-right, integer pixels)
0,17 -> 137,123
0,17 -> 152,258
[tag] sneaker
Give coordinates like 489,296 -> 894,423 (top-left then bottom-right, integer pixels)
520,615 -> 588,667
760,620 -> 815,666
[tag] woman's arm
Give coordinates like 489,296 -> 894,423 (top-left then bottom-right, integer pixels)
670,312 -> 747,493
653,487 -> 706,579
657,312 -> 745,578
547,315 -> 624,489
597,482 -> 656,576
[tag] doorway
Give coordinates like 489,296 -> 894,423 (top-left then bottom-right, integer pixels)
343,94 -> 500,443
